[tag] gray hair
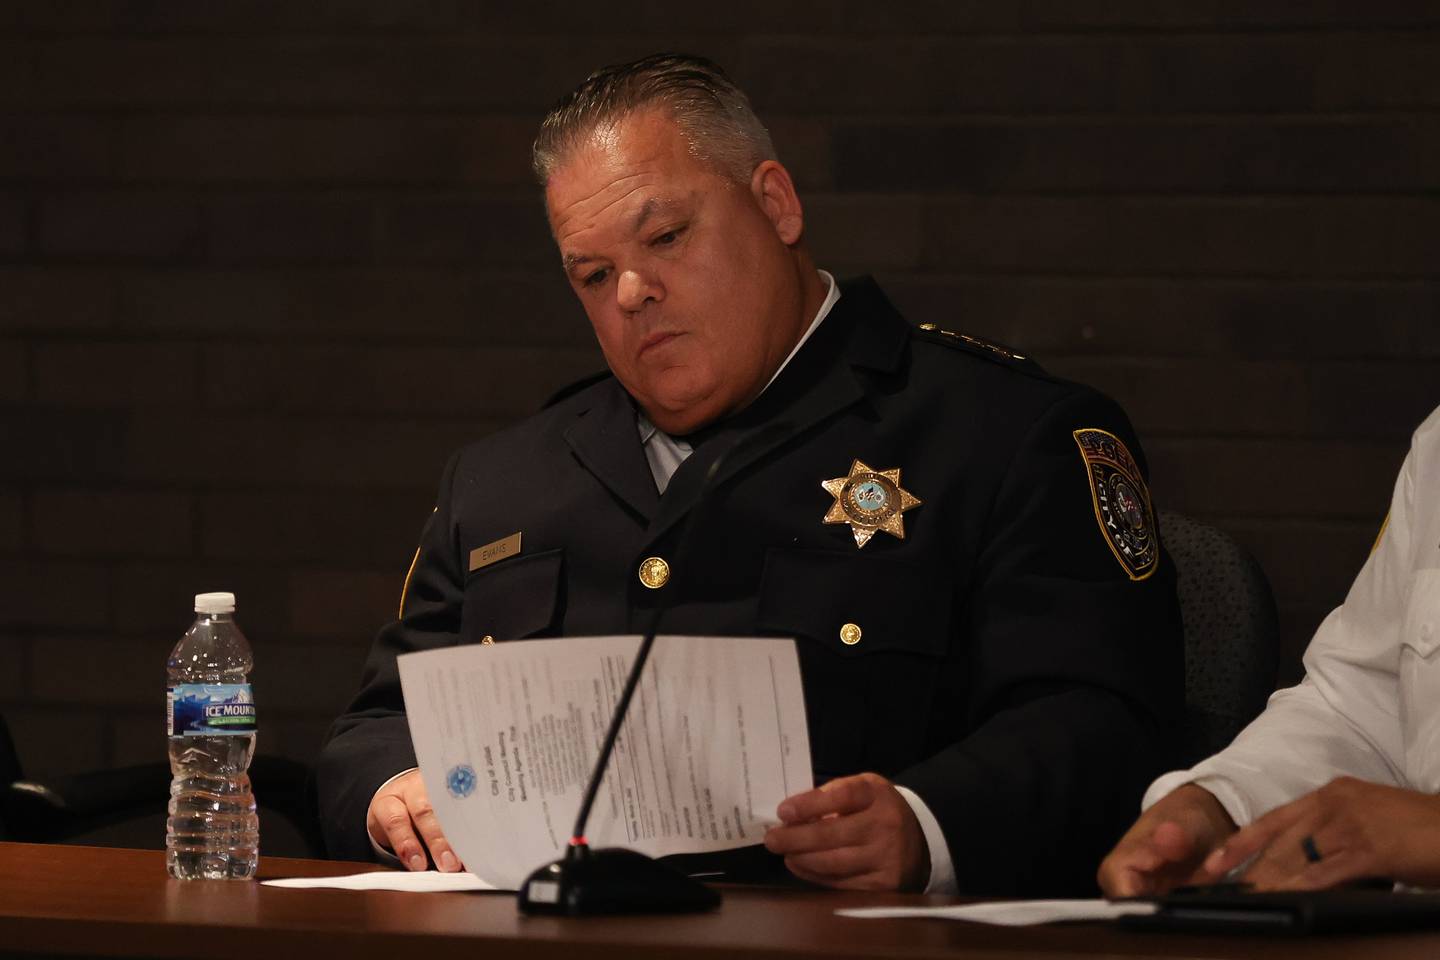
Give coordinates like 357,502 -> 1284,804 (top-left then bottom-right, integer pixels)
532,53 -> 777,186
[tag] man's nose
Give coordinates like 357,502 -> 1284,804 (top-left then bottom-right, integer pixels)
616,269 -> 662,313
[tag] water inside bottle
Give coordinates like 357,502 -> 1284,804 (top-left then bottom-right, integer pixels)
166,734 -> 258,880
166,603 -> 259,880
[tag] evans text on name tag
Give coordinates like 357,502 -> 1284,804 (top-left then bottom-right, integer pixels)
469,532 -> 522,572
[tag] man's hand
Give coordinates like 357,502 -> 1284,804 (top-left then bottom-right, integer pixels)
1200,777 -> 1440,891
763,772 -> 928,891
366,769 -> 464,872
1098,783 -> 1236,897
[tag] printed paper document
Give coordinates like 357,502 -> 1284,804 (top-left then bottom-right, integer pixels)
263,871 -> 495,893
398,635 -> 812,890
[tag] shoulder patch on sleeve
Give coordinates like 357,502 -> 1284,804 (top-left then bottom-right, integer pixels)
1073,428 -> 1158,581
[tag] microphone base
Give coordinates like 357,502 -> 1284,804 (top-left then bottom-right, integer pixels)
517,845 -> 721,916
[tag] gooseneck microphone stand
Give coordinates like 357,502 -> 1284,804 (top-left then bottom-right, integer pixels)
518,424 -> 787,916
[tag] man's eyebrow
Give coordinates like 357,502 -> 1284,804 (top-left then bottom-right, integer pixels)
560,197 -> 685,272
630,197 -> 681,234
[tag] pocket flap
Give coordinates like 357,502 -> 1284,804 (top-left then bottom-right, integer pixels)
1402,569 -> 1440,658
460,548 -> 563,643
756,548 -> 948,658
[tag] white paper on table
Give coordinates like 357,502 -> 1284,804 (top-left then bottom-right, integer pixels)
398,634 -> 813,891
262,871 -> 497,892
836,899 -> 1159,926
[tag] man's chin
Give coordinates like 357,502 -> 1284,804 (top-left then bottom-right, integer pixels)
644,405 -> 721,437
638,390 -> 729,437
630,372 -> 727,436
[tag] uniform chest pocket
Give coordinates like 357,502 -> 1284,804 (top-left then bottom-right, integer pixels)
757,548 -> 949,659
756,548 -> 952,777
1400,568 -> 1440,789
459,548 -> 564,645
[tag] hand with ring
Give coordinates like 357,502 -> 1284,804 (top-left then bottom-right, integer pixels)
1199,777 -> 1440,890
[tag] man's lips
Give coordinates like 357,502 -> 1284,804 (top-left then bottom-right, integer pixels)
638,330 -> 684,358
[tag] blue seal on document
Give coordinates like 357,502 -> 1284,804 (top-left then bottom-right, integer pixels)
446,764 -> 477,799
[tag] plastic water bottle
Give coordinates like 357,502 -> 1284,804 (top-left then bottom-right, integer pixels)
166,591 -> 259,879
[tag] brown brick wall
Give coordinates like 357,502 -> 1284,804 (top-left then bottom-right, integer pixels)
1,4 -> 1436,825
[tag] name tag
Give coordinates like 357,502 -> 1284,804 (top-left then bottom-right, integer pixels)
469,532 -> 522,572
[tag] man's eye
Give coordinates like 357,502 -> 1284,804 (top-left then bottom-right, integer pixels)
583,268 -> 609,288
653,227 -> 685,246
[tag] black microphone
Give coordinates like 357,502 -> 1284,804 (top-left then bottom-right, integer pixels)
517,422 -> 790,916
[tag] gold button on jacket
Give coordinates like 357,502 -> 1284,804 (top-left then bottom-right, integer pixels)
840,622 -> 863,645
638,556 -> 671,589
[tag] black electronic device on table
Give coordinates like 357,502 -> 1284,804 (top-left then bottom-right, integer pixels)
1121,884 -> 1440,935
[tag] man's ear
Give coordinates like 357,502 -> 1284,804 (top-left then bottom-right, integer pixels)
750,160 -> 804,246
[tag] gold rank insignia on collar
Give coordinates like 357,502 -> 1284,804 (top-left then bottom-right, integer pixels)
917,322 -> 1026,361
822,459 -> 923,548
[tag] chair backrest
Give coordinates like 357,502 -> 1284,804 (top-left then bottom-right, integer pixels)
0,712 -> 22,840
0,711 -> 323,855
1159,511 -> 1280,766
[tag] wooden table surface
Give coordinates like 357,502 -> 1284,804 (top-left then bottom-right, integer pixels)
4,842 -> 1440,959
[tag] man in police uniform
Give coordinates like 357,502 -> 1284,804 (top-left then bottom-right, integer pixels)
1100,406 -> 1440,896
317,54 -> 1183,895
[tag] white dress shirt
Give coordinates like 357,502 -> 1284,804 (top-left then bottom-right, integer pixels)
1144,404 -> 1440,827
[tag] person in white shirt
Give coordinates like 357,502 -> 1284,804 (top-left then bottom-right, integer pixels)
1100,404 -> 1440,895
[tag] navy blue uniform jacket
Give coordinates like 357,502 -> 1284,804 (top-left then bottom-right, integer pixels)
317,277 -> 1184,895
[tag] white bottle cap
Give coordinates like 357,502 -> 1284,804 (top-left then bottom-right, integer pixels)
194,592 -> 236,614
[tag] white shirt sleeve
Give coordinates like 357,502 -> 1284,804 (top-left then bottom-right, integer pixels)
367,767 -> 419,864
1143,433 -> 1421,825
894,785 -> 957,894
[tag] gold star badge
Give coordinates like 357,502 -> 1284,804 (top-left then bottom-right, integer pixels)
821,460 -> 923,548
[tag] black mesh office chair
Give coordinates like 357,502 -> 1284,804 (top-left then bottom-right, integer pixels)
0,717 -> 19,842
1160,511 -> 1281,766
0,711 -> 323,856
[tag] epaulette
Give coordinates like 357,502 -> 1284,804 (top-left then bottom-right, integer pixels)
542,369 -> 613,409
913,322 -> 1042,372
